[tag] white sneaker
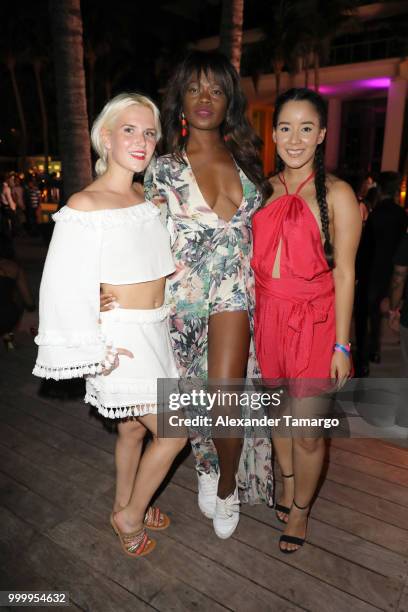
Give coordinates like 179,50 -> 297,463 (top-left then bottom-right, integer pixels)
197,471 -> 219,519
213,486 -> 240,539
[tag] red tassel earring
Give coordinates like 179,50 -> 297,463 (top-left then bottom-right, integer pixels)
181,112 -> 188,138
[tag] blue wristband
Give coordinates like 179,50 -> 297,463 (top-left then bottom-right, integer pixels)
334,342 -> 351,357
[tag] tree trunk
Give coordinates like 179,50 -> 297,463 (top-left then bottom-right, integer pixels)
86,47 -> 96,124
6,57 -> 27,171
314,50 -> 320,92
48,0 -> 92,202
273,57 -> 284,99
33,60 -> 49,176
275,69 -> 281,99
219,0 -> 244,74
304,55 -> 309,88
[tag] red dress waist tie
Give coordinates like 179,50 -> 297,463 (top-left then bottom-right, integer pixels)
255,273 -> 334,378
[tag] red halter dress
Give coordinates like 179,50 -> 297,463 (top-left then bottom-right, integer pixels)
251,173 -> 335,386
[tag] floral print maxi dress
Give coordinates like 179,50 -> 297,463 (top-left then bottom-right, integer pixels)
144,153 -> 273,506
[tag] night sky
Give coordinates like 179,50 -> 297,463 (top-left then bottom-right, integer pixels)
0,0 -> 263,159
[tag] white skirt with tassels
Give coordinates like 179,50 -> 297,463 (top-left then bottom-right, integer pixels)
85,305 -> 178,419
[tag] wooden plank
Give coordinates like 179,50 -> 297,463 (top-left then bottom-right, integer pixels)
0,425 -> 113,495
0,334 -> 406,612
398,579 -> 408,612
158,487 -> 381,611
174,461 -> 408,560
0,442 -> 228,610
159,478 -> 405,607
15,385 -> 115,450
328,447 -> 408,486
1,384 -> 113,450
312,497 -> 408,557
148,581 -> 229,612
0,561 -> 78,611
0,401 -> 114,476
83,496 -> 301,612
46,517 -> 228,611
235,512 -> 403,611
151,539 -> 300,612
240,487 -> 408,579
318,478 -> 408,532
0,506 -> 78,610
86,480 -> 399,610
332,439 -> 408,469
0,472 -> 71,533
0,506 -> 154,612
325,462 -> 408,507
0,444 -> 108,514
21,379 -> 102,427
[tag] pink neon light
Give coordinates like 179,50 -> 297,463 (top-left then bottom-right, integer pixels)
319,78 -> 391,95
357,78 -> 391,88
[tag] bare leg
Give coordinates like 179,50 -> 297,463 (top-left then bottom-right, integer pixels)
208,311 -> 250,498
280,395 -> 327,552
271,436 -> 294,522
113,413 -> 187,534
113,419 -> 147,512
279,436 -> 325,552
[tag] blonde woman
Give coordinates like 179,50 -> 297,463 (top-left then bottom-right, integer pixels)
33,93 -> 187,557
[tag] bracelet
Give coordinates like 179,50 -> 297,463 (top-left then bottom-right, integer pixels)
388,309 -> 400,317
334,342 -> 351,357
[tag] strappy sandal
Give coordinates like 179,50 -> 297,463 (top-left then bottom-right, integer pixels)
144,506 -> 170,531
279,499 -> 310,554
110,513 -> 156,558
275,473 -> 294,523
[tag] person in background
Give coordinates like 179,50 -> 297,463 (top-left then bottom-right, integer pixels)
9,174 -> 26,232
49,172 -> 61,204
0,231 -> 36,349
354,172 -> 407,375
1,173 -> 17,237
24,177 -> 41,235
363,186 -> 378,214
389,233 -> 408,427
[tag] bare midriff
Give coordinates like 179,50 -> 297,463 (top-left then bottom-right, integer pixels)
101,277 -> 166,309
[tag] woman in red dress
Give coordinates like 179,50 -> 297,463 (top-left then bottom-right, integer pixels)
251,88 -> 362,553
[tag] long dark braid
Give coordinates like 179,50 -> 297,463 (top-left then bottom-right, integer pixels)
314,144 -> 334,267
271,88 -> 334,268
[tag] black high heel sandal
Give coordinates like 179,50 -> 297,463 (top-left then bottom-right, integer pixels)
274,473 -> 294,523
279,499 -> 310,554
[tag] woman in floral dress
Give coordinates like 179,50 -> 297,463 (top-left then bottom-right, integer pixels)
144,51 -> 273,538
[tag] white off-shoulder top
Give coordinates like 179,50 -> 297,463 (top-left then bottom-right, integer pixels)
33,201 -> 175,380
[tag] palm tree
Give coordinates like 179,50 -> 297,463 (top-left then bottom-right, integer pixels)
84,41 -> 97,124
294,0 -> 358,92
219,0 -> 244,73
4,53 -> 28,167
48,0 -> 92,201
257,0 -> 296,98
0,2 -> 29,169
32,58 -> 50,176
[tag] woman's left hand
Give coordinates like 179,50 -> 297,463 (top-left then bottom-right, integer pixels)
100,293 -> 117,312
330,351 -> 351,390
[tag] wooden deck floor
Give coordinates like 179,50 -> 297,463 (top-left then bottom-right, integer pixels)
1,235 -> 408,611
1,336 -> 408,612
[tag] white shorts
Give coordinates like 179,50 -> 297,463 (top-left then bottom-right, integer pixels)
85,305 -> 178,419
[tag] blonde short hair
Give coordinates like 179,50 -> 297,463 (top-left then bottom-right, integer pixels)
91,93 -> 161,176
